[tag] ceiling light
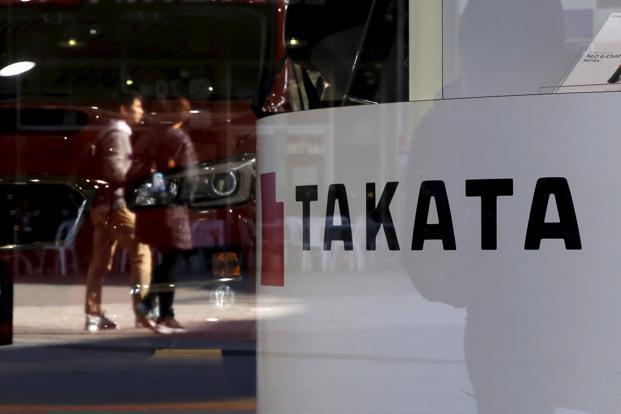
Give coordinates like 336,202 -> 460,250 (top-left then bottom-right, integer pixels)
0,61 -> 35,77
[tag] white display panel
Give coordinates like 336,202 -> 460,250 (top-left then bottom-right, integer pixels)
257,92 -> 621,414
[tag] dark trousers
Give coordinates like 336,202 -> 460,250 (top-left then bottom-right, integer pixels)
142,250 -> 184,318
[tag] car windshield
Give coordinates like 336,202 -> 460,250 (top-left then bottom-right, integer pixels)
0,1 -> 275,103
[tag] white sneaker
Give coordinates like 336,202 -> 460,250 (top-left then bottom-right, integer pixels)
85,313 -> 119,332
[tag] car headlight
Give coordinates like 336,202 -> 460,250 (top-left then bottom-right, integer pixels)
127,154 -> 255,209
210,171 -> 238,197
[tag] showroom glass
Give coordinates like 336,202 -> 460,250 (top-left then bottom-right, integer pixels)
287,0 -> 619,107
2,0 -> 620,412
0,1 -> 282,411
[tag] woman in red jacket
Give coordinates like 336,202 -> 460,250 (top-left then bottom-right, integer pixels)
130,97 -> 198,334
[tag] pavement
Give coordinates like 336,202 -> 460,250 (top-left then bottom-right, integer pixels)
10,282 -> 256,348
0,281 -> 258,413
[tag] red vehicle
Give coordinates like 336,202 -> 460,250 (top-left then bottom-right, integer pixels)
0,0 -> 288,296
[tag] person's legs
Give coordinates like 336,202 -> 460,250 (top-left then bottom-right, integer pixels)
85,206 -> 116,316
140,259 -> 165,313
156,251 -> 180,318
110,206 -> 152,312
137,250 -> 180,332
141,250 -> 185,333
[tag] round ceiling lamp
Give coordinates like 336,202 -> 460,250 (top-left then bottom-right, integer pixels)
0,61 -> 36,77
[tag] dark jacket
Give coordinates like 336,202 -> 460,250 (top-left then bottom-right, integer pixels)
129,126 -> 198,251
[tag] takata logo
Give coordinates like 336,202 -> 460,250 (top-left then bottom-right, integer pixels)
260,173 -> 285,287
260,174 -> 583,286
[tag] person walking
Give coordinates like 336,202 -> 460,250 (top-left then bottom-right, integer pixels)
130,96 -> 198,334
84,92 -> 153,332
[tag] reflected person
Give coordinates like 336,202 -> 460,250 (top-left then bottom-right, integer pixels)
84,91 -> 152,332
130,97 -> 198,334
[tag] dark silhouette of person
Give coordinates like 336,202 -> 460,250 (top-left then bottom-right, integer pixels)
403,2 -> 621,413
445,0 -> 573,99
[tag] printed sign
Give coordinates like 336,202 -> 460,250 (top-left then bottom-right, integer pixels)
257,93 -> 621,414
559,13 -> 621,92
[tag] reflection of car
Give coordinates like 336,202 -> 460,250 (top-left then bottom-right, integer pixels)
0,0 -> 288,296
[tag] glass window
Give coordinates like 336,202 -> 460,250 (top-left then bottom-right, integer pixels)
285,0 -> 409,108
0,1 -> 282,411
442,0 -> 620,98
